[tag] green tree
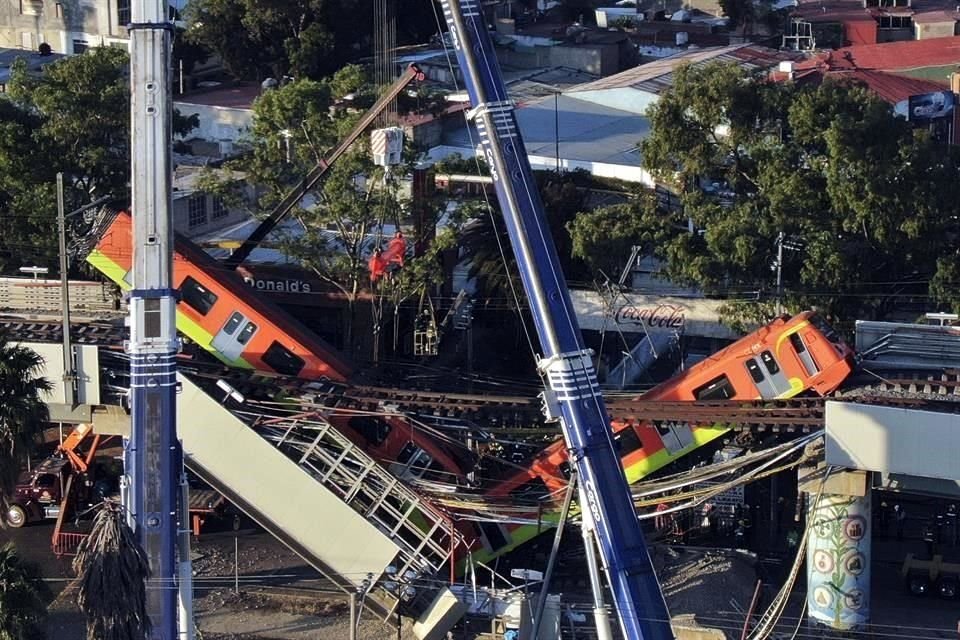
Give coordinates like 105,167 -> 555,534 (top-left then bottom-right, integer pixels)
74,501 -> 150,640
459,170 -> 591,301
209,77 -> 458,358
0,339 -> 51,524
185,0 -> 343,81
0,48 -> 197,275
567,191 -> 658,279
640,61 -> 960,321
0,543 -> 47,639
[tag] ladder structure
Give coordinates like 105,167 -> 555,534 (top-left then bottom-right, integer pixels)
174,373 -> 462,616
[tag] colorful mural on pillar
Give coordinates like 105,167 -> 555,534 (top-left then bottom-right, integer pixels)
806,493 -> 871,630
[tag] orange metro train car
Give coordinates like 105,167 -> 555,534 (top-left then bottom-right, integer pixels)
468,311 -> 854,562
87,210 -> 467,484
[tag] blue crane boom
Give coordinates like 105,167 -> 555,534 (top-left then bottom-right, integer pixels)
437,1 -> 674,638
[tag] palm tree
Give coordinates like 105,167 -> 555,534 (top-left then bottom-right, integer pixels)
0,542 -> 47,639
0,335 -> 51,520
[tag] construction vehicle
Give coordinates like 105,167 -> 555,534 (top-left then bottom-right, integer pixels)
5,423 -> 113,530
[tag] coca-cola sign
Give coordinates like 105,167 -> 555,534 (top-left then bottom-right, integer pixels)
614,303 -> 686,330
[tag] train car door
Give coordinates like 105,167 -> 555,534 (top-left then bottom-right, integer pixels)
655,421 -> 694,454
749,350 -> 792,398
211,311 -> 258,361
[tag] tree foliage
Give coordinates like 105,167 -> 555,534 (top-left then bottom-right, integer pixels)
0,338 -> 50,518
0,48 -> 196,275
0,543 -> 47,639
185,0 -> 354,81
640,62 -> 960,320
73,501 -> 150,640
210,75 -> 459,356
567,190 -> 659,280
458,170 -> 591,302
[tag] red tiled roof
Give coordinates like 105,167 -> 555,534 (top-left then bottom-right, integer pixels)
795,36 -> 960,72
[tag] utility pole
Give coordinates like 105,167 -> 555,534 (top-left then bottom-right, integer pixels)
127,0 -> 182,638
56,174 -> 110,409
56,173 -> 74,408
775,231 -> 784,316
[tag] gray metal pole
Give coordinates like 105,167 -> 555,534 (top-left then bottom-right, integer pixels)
178,474 -> 195,640
580,487 -> 614,640
56,172 -> 74,407
531,475 -> 577,640
128,0 -> 179,636
349,592 -> 358,640
775,231 -> 784,315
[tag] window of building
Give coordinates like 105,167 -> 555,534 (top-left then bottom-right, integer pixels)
188,195 -> 207,228
879,15 -> 912,29
72,40 -> 89,54
263,341 -> 306,376
212,196 -> 228,220
56,3 -> 63,17
20,0 -> 40,16
179,276 -> 218,315
693,374 -> 736,400
117,0 -> 130,26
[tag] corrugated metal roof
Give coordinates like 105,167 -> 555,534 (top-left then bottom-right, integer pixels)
568,44 -> 799,95
913,9 -> 960,24
443,94 -> 649,168
796,68 -> 948,103
797,35 -> 960,72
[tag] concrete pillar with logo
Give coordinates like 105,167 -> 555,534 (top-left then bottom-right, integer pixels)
805,472 -> 871,631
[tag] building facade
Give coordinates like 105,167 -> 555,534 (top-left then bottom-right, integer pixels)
0,0 -> 129,54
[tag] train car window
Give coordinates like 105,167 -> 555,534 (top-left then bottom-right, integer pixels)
614,426 -> 643,458
397,442 -> 418,465
263,341 -> 306,376
422,460 -> 447,483
180,276 -> 217,315
509,476 -> 551,503
236,322 -> 258,345
348,416 -> 392,446
409,451 -> 433,478
810,314 -> 842,343
479,521 -> 508,551
745,359 -> 764,383
789,333 -> 820,376
693,375 -> 736,400
222,312 -> 244,336
760,351 -> 780,374
789,333 -> 806,354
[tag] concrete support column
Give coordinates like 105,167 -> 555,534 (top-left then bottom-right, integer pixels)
806,491 -> 871,631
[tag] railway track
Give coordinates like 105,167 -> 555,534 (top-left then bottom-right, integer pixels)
9,316 -> 960,429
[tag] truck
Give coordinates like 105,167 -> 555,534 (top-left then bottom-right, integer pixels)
4,423 -> 112,529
